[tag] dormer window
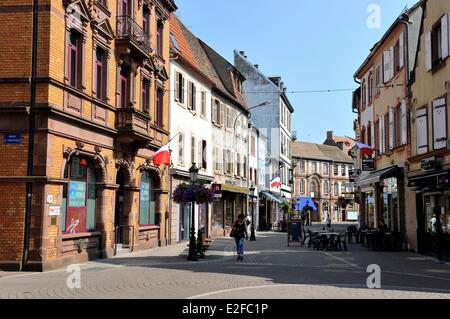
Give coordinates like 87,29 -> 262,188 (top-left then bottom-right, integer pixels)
236,77 -> 243,94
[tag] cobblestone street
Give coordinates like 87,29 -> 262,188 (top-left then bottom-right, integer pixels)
1,231 -> 450,299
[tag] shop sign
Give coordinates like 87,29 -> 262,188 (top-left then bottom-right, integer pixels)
211,184 -> 222,199
438,174 -> 450,187
362,159 -> 375,171
421,157 -> 436,171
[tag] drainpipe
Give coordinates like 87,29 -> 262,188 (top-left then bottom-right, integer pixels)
22,0 -> 39,271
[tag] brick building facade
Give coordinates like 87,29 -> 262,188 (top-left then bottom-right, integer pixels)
0,0 -> 177,271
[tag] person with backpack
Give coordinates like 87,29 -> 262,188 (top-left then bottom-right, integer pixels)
230,214 -> 249,261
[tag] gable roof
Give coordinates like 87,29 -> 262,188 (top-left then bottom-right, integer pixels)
292,141 -> 353,164
199,40 -> 248,109
169,14 -> 248,109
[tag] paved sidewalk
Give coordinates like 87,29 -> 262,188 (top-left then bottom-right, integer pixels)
1,232 -> 450,299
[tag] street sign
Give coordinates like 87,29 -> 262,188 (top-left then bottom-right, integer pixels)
211,184 -> 222,199
3,133 -> 22,145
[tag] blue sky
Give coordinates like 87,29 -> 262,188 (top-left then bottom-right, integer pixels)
175,0 -> 419,143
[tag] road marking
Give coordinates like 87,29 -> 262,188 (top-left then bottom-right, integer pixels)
187,283 -> 450,299
321,251 -> 362,269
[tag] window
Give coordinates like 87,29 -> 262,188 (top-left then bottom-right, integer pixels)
334,183 -> 339,197
214,147 -> 221,172
341,164 -> 346,177
139,172 -> 156,225
155,87 -> 164,127
300,180 -> 305,194
310,181 -> 317,195
375,64 -> 381,95
334,164 -> 338,176
223,149 -> 227,174
379,114 -> 386,154
243,157 -> 247,179
400,100 -> 408,145
368,73 -> 373,104
178,133 -> 184,165
300,160 -> 305,173
198,139 -> 207,169
68,30 -> 82,89
187,81 -> 196,111
212,99 -> 223,125
236,154 -> 241,177
119,66 -> 130,108
141,78 -> 150,113
426,14 -> 450,71
433,98 -> 447,150
389,107 -> 395,150
311,162 -> 317,174
190,136 -> 196,165
226,106 -> 233,129
62,157 -> 96,234
175,71 -> 185,104
143,6 -> 150,36
367,122 -> 372,147
201,91 -> 206,117
323,163 -> 329,176
361,80 -> 366,108
323,180 -> 329,195
156,20 -> 163,56
95,47 -> 107,101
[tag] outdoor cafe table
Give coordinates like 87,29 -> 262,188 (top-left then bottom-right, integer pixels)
318,232 -> 340,251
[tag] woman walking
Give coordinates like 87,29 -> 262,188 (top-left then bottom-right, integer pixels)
232,214 -> 248,261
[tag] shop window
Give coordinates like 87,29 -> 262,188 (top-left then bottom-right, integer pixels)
62,157 -> 96,234
139,171 -> 157,225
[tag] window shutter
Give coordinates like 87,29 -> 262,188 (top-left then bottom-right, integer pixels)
380,114 -> 385,153
383,51 -> 390,83
425,32 -> 432,71
442,14 -> 449,59
389,47 -> 395,79
192,84 -> 197,111
400,100 -> 407,145
365,75 -> 369,107
211,99 -> 216,124
198,140 -> 203,168
416,108 -> 428,155
399,32 -> 405,68
433,98 -> 447,150
175,72 -> 180,101
389,107 -> 394,150
220,103 -> 225,126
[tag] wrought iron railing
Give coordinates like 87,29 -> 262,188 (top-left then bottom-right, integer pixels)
116,15 -> 152,54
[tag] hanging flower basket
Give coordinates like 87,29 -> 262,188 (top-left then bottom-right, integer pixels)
173,183 -> 213,204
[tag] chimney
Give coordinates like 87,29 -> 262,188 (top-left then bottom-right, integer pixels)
239,51 -> 247,58
254,64 -> 259,69
327,131 -> 334,140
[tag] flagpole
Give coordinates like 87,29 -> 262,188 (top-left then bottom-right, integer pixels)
149,132 -> 181,162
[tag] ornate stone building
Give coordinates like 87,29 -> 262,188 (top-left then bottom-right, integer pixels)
0,0 -> 177,271
292,141 -> 358,223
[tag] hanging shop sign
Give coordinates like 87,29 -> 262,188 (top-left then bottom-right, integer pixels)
362,158 -> 375,171
211,183 -> 222,199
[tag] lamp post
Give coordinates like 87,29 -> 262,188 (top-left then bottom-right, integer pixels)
187,163 -> 199,261
249,183 -> 256,241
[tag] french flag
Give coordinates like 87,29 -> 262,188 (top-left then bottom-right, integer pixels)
356,141 -> 374,156
152,143 -> 171,166
271,177 -> 281,189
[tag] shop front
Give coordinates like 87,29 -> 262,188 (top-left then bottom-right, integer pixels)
210,184 -> 248,238
409,170 -> 450,261
356,166 -> 403,232
259,191 -> 283,230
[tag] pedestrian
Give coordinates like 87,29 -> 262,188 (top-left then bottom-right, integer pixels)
326,216 -> 332,229
231,214 -> 249,261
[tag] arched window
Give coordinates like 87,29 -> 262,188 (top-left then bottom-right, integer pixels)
140,171 -> 157,225
62,156 -> 96,234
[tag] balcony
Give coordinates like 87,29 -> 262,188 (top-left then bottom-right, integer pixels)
116,15 -> 152,61
116,108 -> 153,149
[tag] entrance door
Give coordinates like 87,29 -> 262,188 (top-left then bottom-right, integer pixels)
115,168 -> 125,244
180,203 -> 190,241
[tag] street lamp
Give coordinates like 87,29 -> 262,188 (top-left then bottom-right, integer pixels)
187,163 -> 199,261
233,101 -> 270,133
249,183 -> 256,241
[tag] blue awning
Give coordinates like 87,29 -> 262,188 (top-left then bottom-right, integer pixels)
260,192 -> 283,204
294,197 -> 317,211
